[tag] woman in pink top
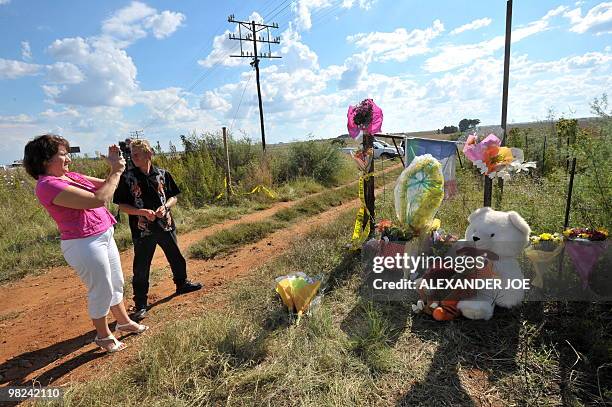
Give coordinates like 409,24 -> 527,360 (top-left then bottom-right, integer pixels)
23,134 -> 148,353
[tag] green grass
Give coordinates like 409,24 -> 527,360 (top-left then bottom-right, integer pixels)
0,154 -> 385,283
189,220 -> 283,259
49,202 -> 612,406
189,165 -> 404,260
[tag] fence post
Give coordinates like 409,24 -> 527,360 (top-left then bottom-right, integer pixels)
486,0 -> 512,208
563,157 -> 577,229
363,132 -> 375,236
541,133 -> 547,176
222,126 -> 232,201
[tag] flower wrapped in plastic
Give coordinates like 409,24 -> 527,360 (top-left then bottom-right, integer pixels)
389,155 -> 444,279
394,154 -> 444,233
463,133 -> 536,180
350,147 -> 373,173
525,232 -> 564,288
275,272 -> 321,322
347,98 -> 383,139
562,228 -> 609,289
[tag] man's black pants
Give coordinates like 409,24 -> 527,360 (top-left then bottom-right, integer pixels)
132,229 -> 187,308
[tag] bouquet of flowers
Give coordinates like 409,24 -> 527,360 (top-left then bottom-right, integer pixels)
562,228 -> 608,289
463,134 -> 536,180
350,147 -> 373,172
347,98 -> 383,139
525,232 -> 564,288
529,232 -> 563,251
562,227 -> 608,241
394,154 -> 444,234
376,219 -> 417,241
431,230 -> 459,257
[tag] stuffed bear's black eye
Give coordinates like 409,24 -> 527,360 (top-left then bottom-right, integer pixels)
490,233 -> 495,237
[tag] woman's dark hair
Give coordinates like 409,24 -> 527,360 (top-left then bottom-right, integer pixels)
23,134 -> 70,180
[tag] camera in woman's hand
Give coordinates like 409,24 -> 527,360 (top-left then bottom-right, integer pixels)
107,145 -> 126,173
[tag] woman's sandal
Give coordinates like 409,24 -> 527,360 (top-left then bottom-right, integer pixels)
116,321 -> 149,334
94,334 -> 126,354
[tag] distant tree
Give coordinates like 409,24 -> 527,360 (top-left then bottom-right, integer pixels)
442,125 -> 458,134
458,118 -> 481,132
169,140 -> 177,154
437,129 -> 441,134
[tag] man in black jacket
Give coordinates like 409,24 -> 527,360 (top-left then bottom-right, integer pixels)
113,139 -> 202,320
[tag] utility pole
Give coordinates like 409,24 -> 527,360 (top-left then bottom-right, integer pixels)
130,130 -> 144,139
484,0 -> 512,208
227,14 -> 281,152
222,126 -> 232,201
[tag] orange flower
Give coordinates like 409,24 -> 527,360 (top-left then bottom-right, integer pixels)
376,219 -> 393,233
483,145 -> 513,172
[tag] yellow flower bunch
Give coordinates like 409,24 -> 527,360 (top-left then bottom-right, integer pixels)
529,232 -> 563,250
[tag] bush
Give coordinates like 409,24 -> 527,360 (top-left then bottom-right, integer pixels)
155,131 -> 261,205
272,140 -> 342,186
442,125 -> 458,134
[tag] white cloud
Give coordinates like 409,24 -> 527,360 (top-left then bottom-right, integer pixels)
341,0 -> 376,8
46,38 -> 138,107
279,25 -> 319,71
0,0 -> 10,5
200,90 -> 231,112
347,20 -> 444,62
295,0 -> 335,31
47,37 -> 91,61
450,17 -> 492,35
136,88 -> 203,125
0,114 -> 35,124
145,10 -> 185,39
294,0 -> 376,31
424,6 -> 562,72
46,62 -> 85,84
564,2 -> 612,34
21,41 -> 32,60
40,108 -> 81,119
0,58 -> 41,79
338,53 -> 369,90
101,1 -> 156,44
100,1 -> 185,46
42,85 -> 61,98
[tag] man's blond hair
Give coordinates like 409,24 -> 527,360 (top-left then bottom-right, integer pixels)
130,139 -> 154,154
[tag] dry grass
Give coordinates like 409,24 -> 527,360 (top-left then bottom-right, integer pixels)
48,204 -> 612,406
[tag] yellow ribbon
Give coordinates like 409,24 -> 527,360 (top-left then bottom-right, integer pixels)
247,184 -> 277,199
351,174 -> 372,249
216,177 -> 277,200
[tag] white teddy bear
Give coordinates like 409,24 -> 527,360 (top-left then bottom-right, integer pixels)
454,207 -> 531,320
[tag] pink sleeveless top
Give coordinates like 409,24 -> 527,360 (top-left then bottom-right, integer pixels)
35,172 -> 116,240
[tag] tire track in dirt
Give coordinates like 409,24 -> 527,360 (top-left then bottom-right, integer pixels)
0,166 -> 400,388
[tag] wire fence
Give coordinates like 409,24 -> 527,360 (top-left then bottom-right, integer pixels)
382,118 -> 612,234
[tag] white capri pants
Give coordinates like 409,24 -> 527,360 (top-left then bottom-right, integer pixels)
61,227 -> 124,319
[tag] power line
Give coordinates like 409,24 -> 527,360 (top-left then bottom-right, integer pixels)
230,72 -> 253,133
227,15 -> 282,152
140,1 -> 294,134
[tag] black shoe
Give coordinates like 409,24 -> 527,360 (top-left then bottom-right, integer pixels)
175,280 -> 203,295
131,305 -> 148,321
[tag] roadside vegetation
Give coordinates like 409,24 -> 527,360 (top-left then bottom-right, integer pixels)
0,134 -> 399,282
18,97 -> 612,405
50,204 -> 612,406
189,165 -> 403,259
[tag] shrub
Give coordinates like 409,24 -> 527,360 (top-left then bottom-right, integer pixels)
272,140 -> 342,186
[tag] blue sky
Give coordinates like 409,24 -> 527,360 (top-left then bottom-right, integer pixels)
1,0 -> 611,164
